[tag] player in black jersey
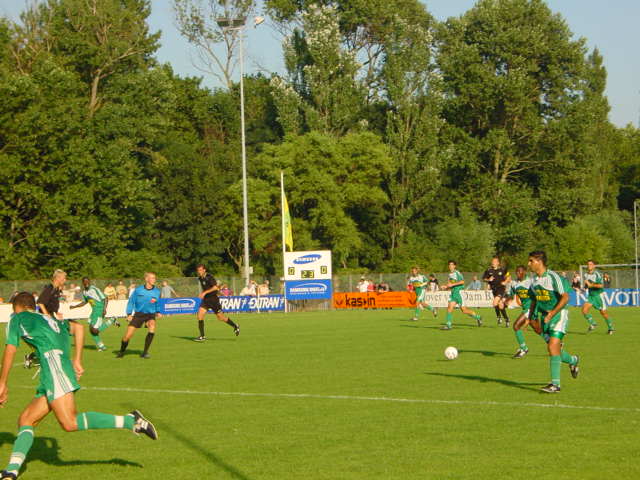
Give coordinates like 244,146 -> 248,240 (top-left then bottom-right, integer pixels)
482,256 -> 511,327
194,264 -> 240,341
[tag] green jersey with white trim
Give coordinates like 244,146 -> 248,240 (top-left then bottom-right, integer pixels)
448,270 -> 464,295
509,277 -> 533,310
82,285 -> 106,308
408,274 -> 428,296
584,270 -> 604,295
529,270 -> 570,314
6,311 -> 72,358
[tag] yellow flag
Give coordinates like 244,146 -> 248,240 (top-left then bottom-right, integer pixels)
283,193 -> 293,251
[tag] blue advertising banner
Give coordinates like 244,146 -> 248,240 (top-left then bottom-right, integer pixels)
159,295 -> 285,315
285,279 -> 333,300
569,289 -> 639,307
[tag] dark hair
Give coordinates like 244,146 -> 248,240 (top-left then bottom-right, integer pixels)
448,260 -> 456,265
587,259 -> 596,264
82,277 -> 90,281
12,291 -> 36,310
196,264 -> 206,270
516,265 -> 526,271
528,250 -> 547,266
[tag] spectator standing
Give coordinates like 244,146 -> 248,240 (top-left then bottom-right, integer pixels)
466,275 -> 482,290
257,280 -> 270,296
367,280 -> 375,292
104,283 -> 117,300
116,281 -> 128,300
357,277 -> 369,293
603,273 -> 611,288
128,282 -> 136,298
219,284 -> 232,296
428,274 -> 440,292
240,281 -> 257,296
160,280 -> 177,299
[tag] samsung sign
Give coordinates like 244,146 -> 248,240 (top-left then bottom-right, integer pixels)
293,254 -> 322,265
285,279 -> 332,300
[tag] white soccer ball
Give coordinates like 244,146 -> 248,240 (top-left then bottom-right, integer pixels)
444,346 -> 458,360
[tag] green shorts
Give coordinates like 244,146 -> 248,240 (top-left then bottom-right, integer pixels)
88,308 -> 105,329
35,349 -> 80,403
449,290 -> 463,306
540,309 -> 570,340
416,289 -> 427,303
587,292 -> 606,311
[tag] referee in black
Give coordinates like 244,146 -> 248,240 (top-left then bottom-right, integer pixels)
482,256 -> 511,327
194,264 -> 239,341
37,269 -> 67,320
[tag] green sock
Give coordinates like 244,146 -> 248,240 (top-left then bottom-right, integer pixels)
425,304 -> 434,312
604,317 -> 613,329
550,355 -> 561,386
99,318 -> 113,332
584,313 -> 596,326
445,312 -> 452,326
414,307 -> 421,319
515,330 -> 527,350
6,426 -> 34,475
76,412 -> 135,431
90,332 -> 102,346
560,350 -> 577,365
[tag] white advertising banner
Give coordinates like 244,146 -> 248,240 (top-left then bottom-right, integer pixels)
0,299 -> 128,323
422,290 -> 495,308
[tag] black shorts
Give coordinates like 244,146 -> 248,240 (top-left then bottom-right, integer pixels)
200,295 -> 222,314
130,313 -> 156,328
491,287 -> 507,298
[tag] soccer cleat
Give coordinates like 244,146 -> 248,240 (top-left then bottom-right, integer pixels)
512,348 -> 528,359
541,383 -> 561,393
587,324 -> 597,332
440,325 -> 452,330
97,344 -> 107,352
476,316 -> 483,327
112,317 -> 121,327
23,352 -> 40,369
497,319 -> 502,325
569,355 -> 580,379
193,336 -> 206,342
607,329 -> 614,335
131,410 -> 158,440
505,320 -> 510,328
0,471 -> 17,480
140,353 -> 151,359
432,308 -> 438,318
410,317 -> 418,321
115,351 -> 125,358
234,325 -> 240,337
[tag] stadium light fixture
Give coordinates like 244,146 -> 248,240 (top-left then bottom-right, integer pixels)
216,15 -> 264,284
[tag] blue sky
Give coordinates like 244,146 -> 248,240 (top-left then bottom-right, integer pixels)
1,0 -> 637,127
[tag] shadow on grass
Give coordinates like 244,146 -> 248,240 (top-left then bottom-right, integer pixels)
458,349 -> 513,358
155,421 -> 251,480
110,349 -> 145,357
0,432 -> 142,475
169,336 -> 236,342
425,372 -> 541,391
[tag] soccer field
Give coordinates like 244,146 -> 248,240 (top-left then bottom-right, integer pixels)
0,307 -> 638,479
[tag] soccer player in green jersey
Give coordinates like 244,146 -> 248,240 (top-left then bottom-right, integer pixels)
70,277 -> 120,351
527,251 -> 580,393
440,260 -> 482,330
582,260 -> 614,334
0,292 -> 157,480
508,265 -> 535,358
407,267 -> 437,321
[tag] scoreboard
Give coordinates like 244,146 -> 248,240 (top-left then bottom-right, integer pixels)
284,250 -> 333,300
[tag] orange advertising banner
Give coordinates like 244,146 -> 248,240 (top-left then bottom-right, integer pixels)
333,291 -> 417,309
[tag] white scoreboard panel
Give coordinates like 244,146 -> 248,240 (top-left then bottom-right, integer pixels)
284,250 -> 332,281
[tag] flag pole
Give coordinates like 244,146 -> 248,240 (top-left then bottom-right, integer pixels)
280,170 -> 288,313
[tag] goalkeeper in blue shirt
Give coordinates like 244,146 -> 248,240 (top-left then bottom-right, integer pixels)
116,272 -> 161,359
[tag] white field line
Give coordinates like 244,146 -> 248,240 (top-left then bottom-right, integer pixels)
15,385 -> 640,413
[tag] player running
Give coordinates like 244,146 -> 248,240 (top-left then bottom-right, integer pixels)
116,272 -> 161,359
194,264 -> 239,342
70,277 -> 120,351
482,256 -> 511,327
527,251 -> 580,393
582,260 -> 614,334
407,267 -> 437,321
0,292 -> 157,480
440,260 -> 482,330
507,265 -> 534,358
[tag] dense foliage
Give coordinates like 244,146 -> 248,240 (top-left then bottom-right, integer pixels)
0,0 -> 637,279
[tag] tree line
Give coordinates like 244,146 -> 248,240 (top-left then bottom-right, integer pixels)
0,0 -> 638,280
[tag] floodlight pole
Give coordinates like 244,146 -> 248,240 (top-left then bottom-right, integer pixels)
217,16 -> 253,286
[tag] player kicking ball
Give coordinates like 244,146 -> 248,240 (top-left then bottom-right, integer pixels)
0,292 -> 157,480
407,267 -> 437,321
582,260 -> 614,334
194,264 -> 239,341
70,277 -> 120,351
439,260 -> 482,330
527,251 -> 580,393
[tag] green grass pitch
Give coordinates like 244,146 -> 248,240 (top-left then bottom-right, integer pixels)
0,307 -> 638,479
